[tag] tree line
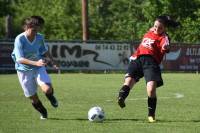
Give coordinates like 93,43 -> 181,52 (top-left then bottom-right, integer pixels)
0,0 -> 199,44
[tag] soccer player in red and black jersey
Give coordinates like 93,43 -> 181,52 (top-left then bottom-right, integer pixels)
117,15 -> 180,122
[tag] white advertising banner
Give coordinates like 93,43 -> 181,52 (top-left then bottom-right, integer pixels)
48,42 -> 132,70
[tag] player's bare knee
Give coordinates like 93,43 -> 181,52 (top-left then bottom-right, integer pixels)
124,77 -> 135,88
40,84 -> 52,94
147,89 -> 156,97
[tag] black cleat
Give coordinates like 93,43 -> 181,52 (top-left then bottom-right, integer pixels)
118,97 -> 126,108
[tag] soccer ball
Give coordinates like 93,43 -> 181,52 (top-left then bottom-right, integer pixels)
88,106 -> 105,122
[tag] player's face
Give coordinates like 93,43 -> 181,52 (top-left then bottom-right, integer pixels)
153,20 -> 165,35
30,25 -> 40,33
26,25 -> 41,37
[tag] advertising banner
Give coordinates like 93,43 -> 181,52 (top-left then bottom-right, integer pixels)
162,44 -> 200,71
0,41 -> 14,70
48,42 -> 131,70
1,41 -> 200,72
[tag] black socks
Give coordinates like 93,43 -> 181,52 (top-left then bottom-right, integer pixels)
45,92 -> 54,102
118,85 -> 157,117
32,100 -> 47,116
148,97 -> 157,117
118,85 -> 130,100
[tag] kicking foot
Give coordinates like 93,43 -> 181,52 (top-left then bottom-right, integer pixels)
118,97 -> 126,108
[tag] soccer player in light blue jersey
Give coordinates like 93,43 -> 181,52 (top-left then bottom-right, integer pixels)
12,16 -> 59,120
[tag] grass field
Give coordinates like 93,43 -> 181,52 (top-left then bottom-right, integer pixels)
0,73 -> 200,133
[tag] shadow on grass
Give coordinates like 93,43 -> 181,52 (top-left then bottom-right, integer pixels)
48,118 -> 88,121
155,119 -> 200,123
105,118 -> 144,123
48,117 -> 144,123
48,117 -> 200,123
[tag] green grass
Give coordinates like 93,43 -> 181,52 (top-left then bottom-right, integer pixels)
1,73 -> 200,133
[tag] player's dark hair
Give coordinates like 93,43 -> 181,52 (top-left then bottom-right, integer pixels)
156,15 -> 180,28
31,16 -> 45,25
23,16 -> 45,29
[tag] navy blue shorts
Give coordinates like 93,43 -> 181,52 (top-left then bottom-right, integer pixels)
126,55 -> 163,87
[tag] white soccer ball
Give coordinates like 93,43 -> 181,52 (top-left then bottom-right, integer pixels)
88,106 -> 105,122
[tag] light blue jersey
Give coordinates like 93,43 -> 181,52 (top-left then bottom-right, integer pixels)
11,32 -> 48,71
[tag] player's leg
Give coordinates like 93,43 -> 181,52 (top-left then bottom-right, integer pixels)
117,60 -> 142,108
30,94 -> 48,119
143,57 -> 163,122
37,67 -> 58,108
40,83 -> 58,108
146,81 -> 157,122
17,70 -> 47,119
118,76 -> 136,108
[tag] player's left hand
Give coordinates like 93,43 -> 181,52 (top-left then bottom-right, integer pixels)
43,57 -> 59,70
52,63 -> 59,70
162,44 -> 170,50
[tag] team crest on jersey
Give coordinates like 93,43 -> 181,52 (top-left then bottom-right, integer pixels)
141,38 -> 155,50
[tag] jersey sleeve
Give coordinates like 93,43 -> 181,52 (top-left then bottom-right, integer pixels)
160,35 -> 170,53
14,37 -> 24,62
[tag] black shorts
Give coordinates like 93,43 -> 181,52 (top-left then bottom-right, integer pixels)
126,55 -> 163,87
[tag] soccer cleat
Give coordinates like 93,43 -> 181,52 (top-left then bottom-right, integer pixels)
40,113 -> 48,120
117,97 -> 126,108
148,116 -> 156,123
50,95 -> 58,108
40,115 -> 47,120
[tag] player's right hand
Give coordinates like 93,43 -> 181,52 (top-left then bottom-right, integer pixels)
36,59 -> 47,66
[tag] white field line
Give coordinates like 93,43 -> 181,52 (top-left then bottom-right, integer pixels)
106,93 -> 184,102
